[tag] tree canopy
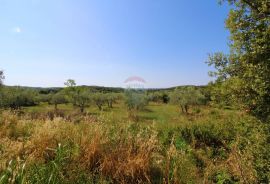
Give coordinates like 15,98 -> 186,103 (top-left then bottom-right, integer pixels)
0,87 -> 38,109
170,87 -> 205,114
50,91 -> 68,110
208,0 -> 270,120
125,90 -> 148,111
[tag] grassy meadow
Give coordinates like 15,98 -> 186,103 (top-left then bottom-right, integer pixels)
0,99 -> 269,184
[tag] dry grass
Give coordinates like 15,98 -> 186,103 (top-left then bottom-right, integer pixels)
0,110 -> 268,183
0,112 -> 162,183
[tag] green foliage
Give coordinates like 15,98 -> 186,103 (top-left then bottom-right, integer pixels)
124,90 -> 149,121
210,170 -> 238,184
64,79 -> 76,88
63,80 -> 91,113
125,90 -> 148,111
35,93 -> 52,103
170,86 -> 205,114
0,87 -> 38,109
92,93 -> 106,111
49,91 -> 68,110
27,144 -> 71,184
104,93 -> 121,108
148,91 -> 169,104
178,114 -> 269,182
70,87 -> 91,113
207,77 -> 244,107
208,0 -> 270,120
0,159 -> 26,184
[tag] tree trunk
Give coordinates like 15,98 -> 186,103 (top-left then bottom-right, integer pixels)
97,104 -> 102,111
80,106 -> 84,113
180,105 -> 184,113
184,105 -> 188,114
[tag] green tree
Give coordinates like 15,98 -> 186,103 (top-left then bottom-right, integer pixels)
64,80 -> 91,113
63,79 -> 77,98
50,91 -> 67,111
170,87 -> 205,114
104,93 -> 119,108
64,79 -> 76,88
0,87 -> 38,109
125,90 -> 148,111
208,0 -> 270,120
92,93 -> 106,111
124,90 -> 148,121
35,93 -> 52,104
71,87 -> 91,113
161,92 -> 170,103
148,91 -> 170,104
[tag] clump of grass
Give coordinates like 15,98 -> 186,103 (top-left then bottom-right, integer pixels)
0,158 -> 26,184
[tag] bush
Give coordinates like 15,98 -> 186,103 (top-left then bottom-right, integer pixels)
179,116 -> 269,183
147,91 -> 169,104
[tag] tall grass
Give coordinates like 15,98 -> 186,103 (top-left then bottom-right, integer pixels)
0,109 -> 269,183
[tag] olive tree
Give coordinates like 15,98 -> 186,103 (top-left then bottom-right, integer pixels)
0,87 -> 38,109
125,90 -> 148,121
50,91 -> 68,110
125,90 -> 148,111
64,80 -> 91,113
92,93 -> 106,111
104,93 -> 120,108
170,87 -> 205,114
71,87 -> 91,113
148,91 -> 169,104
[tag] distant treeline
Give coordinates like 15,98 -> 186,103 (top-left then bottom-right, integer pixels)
0,80 -> 209,115
4,84 -> 206,94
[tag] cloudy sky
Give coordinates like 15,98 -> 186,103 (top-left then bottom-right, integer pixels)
0,0 -> 230,88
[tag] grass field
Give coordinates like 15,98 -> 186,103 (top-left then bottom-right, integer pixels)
1,101 -> 268,183
24,102 -> 236,126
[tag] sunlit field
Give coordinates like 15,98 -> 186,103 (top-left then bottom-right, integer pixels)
0,98 -> 269,183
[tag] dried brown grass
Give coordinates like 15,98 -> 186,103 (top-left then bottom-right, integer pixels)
0,112 -> 162,183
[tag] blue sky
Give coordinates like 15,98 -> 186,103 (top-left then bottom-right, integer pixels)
0,0 -> 230,88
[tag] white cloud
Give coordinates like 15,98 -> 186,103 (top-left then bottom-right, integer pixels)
12,27 -> 22,33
